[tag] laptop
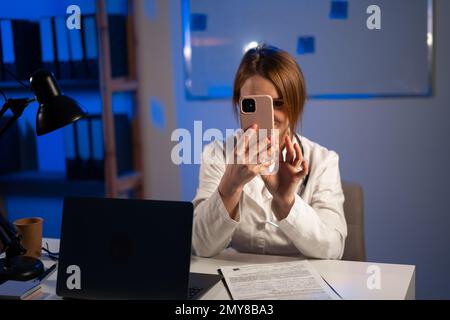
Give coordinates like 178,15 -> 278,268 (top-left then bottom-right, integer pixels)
56,197 -> 222,300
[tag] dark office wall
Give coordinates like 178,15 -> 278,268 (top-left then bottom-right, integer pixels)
140,0 -> 449,299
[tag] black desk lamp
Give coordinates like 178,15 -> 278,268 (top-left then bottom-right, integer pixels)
0,214 -> 44,281
0,69 -> 87,281
0,69 -> 87,137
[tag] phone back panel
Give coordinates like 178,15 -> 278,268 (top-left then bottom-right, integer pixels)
239,95 -> 274,134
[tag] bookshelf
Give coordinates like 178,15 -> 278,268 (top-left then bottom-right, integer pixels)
0,0 -> 146,200
96,0 -> 144,198
0,171 -> 104,197
0,80 -> 98,90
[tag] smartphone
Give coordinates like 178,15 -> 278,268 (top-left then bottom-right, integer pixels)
239,95 -> 274,134
239,95 -> 277,174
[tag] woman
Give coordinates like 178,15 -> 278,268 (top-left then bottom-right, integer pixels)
192,45 -> 347,259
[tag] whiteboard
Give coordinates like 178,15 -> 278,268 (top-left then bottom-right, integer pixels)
183,0 -> 433,99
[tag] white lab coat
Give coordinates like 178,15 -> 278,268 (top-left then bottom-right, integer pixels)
192,134 -> 347,259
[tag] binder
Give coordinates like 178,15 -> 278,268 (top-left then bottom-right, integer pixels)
91,116 -> 103,160
82,15 -> 98,79
68,23 -> 88,79
0,22 -> 3,81
63,118 -> 76,160
0,116 -> 21,174
66,114 -> 104,180
12,19 -> 42,80
114,114 -> 133,174
65,114 -> 133,180
39,17 -> 57,76
108,15 -> 128,77
0,20 -> 16,80
53,16 -> 71,79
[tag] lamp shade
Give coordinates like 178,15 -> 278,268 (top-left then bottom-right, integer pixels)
30,70 -> 87,136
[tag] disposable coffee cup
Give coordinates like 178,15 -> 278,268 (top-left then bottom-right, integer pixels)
14,217 -> 43,258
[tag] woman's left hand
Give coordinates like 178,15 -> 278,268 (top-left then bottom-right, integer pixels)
261,135 -> 309,220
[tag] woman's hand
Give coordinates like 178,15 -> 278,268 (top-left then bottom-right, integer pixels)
218,124 -> 273,220
261,135 -> 309,220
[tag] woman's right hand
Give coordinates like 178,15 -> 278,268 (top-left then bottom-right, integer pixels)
218,124 -> 273,219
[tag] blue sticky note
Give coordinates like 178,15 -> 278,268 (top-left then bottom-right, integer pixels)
150,97 -> 166,131
144,0 -> 157,21
330,1 -> 348,19
190,13 -> 207,31
297,36 -> 315,55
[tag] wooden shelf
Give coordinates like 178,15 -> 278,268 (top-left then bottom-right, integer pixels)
0,170 -> 145,198
0,79 -> 99,91
117,172 -> 142,192
96,0 -> 144,198
0,171 -> 105,197
111,77 -> 138,92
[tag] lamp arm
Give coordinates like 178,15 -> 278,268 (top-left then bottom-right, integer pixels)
0,100 -> 10,118
0,98 -> 36,139
0,212 -> 26,258
0,213 -> 14,250
0,212 -> 43,282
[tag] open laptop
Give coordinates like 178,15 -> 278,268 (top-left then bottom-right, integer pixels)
56,197 -> 222,300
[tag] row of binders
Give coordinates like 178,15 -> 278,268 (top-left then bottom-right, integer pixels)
0,14 -> 128,82
64,114 -> 133,180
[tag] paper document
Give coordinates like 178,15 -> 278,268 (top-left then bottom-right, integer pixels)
219,260 -> 341,300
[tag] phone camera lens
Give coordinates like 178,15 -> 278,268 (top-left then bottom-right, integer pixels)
242,98 -> 256,113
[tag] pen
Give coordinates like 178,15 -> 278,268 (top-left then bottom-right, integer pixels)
37,263 -> 58,282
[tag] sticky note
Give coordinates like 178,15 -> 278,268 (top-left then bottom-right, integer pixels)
297,36 -> 315,55
190,13 -> 207,31
330,1 -> 348,19
149,97 -> 166,131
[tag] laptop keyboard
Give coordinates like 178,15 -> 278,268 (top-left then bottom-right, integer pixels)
188,286 -> 203,300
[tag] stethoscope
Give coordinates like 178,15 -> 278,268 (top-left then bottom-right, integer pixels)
291,132 -> 310,194
265,132 -> 309,229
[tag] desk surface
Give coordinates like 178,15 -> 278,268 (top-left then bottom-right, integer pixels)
38,238 -> 415,300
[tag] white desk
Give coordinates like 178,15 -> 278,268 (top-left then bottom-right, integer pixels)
38,238 -> 415,300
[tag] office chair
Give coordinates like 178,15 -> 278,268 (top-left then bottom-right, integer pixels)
0,195 -> 6,218
341,181 -> 366,261
0,196 -> 6,253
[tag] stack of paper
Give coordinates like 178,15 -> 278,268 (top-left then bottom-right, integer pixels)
219,260 -> 341,300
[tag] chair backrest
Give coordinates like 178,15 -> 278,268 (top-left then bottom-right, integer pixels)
0,195 -> 6,253
341,181 -> 366,261
0,195 -> 6,217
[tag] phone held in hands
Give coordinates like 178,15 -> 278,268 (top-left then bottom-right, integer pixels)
239,95 -> 274,134
239,95 -> 278,175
